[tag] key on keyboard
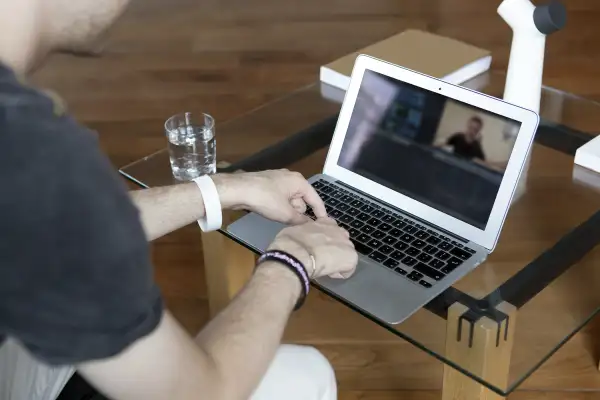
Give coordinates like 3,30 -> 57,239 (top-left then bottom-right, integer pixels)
407,271 -> 423,281
382,215 -> 396,223
339,214 -> 353,224
350,220 -> 364,229
379,245 -> 394,254
402,257 -> 417,266
393,241 -> 408,251
367,239 -> 383,249
415,230 -> 429,239
392,220 -> 407,228
369,252 -> 386,263
379,223 -> 392,231
414,263 -> 444,281
372,230 -> 385,239
403,225 -> 418,234
450,247 -> 473,260
383,236 -> 397,245
348,228 -> 360,238
367,218 -> 381,227
361,225 -> 375,234
372,210 -> 385,218
400,234 -> 414,243
356,233 -> 370,242
357,213 -> 370,221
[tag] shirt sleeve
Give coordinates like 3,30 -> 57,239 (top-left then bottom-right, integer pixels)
0,99 -> 163,366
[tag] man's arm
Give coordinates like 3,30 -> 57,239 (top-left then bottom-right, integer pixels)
78,261 -> 301,400
446,133 -> 458,146
129,175 -> 239,241
433,133 -> 456,148
78,217 -> 356,400
129,183 -> 206,241
129,171 -> 326,241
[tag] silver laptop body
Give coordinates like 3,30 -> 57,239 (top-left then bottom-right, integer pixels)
227,55 -> 539,324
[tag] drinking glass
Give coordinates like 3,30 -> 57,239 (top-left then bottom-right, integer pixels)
165,112 -> 216,181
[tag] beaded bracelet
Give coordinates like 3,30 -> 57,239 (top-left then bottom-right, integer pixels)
256,250 -> 310,310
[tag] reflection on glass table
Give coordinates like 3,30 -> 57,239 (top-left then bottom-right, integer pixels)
120,70 -> 600,398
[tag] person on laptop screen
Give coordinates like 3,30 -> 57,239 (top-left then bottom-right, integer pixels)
437,114 -> 511,173
445,116 -> 487,161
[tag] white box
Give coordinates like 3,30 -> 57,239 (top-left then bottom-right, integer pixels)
575,135 -> 600,175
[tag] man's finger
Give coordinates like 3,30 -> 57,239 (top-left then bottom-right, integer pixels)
339,269 -> 356,279
316,217 -> 337,225
300,183 -> 327,218
288,210 -> 311,225
290,198 -> 307,214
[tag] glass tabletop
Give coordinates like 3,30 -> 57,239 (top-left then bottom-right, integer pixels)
120,71 -> 600,396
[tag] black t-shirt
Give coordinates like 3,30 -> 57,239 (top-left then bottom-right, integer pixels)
0,65 -> 163,365
447,133 -> 486,161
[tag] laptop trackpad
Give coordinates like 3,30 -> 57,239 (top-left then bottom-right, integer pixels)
227,212 -> 285,253
315,260 -> 426,325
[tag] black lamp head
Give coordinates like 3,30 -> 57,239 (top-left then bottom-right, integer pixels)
533,1 -> 567,35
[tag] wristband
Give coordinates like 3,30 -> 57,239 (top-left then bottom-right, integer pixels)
193,175 -> 223,232
256,250 -> 310,310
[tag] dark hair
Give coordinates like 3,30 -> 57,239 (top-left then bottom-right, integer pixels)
470,116 -> 483,126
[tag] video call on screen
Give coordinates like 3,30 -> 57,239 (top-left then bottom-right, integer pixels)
338,70 -> 522,229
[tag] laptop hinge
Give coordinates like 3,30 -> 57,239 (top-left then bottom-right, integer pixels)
334,180 -> 470,244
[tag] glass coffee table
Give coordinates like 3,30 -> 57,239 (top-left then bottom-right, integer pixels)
120,71 -> 600,399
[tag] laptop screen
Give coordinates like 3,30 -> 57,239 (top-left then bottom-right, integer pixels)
337,70 -> 522,229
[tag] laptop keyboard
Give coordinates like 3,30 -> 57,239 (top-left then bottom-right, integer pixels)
307,179 -> 477,289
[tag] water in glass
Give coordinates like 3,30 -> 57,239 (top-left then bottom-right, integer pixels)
166,113 -> 216,181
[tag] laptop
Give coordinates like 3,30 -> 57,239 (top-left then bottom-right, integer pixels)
227,55 -> 539,324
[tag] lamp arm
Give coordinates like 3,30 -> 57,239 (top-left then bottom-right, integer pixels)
497,0 -> 566,113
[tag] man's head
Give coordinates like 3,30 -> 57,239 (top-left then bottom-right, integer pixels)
0,0 -> 130,73
465,116 -> 483,140
43,0 -> 131,55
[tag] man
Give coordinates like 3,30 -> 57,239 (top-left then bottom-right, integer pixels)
0,1 -> 358,399
445,116 -> 487,162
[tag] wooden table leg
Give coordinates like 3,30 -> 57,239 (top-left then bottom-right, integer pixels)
200,211 -> 256,317
442,302 -> 517,400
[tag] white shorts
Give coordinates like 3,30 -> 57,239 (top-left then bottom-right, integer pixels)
0,341 -> 336,400
0,338 -> 74,400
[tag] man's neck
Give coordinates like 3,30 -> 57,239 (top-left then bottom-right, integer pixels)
0,1 -> 44,75
0,54 -> 29,75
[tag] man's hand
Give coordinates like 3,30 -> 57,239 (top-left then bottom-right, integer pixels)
213,169 -> 327,225
267,217 -> 358,279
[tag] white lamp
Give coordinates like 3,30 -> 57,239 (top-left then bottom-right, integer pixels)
498,0 -> 566,113
497,0 -> 566,200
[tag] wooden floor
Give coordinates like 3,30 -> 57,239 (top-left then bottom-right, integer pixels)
31,0 -> 600,398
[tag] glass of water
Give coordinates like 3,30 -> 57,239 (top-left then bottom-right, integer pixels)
165,112 -> 216,181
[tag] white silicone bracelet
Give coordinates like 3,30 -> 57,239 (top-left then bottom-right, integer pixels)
193,175 -> 223,232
